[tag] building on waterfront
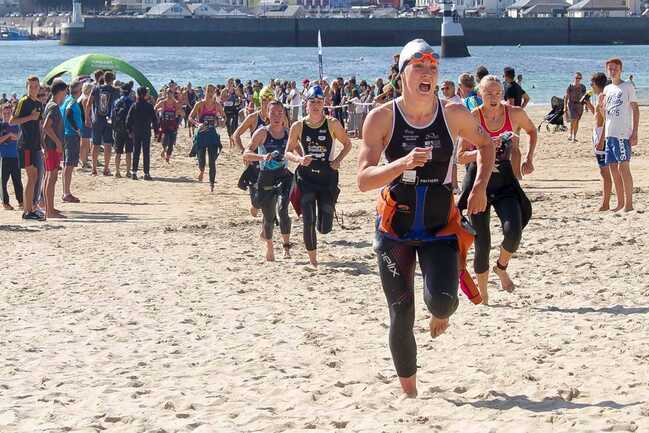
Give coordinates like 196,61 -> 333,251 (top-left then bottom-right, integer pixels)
506,0 -> 568,16
566,0 -> 628,16
187,2 -> 254,16
145,2 -> 192,16
112,0 -> 168,11
257,3 -> 305,15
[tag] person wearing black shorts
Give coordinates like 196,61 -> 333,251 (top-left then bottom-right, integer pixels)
357,39 -> 495,398
111,82 -> 135,178
11,75 -> 44,221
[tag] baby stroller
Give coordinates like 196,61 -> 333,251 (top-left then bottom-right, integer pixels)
537,96 -> 567,132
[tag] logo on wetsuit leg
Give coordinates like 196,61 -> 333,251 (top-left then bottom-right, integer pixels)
381,252 -> 400,277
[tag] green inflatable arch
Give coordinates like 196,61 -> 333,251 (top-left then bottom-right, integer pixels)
44,54 -> 157,98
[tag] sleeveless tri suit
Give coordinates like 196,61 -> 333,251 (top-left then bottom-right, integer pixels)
374,98 -> 478,379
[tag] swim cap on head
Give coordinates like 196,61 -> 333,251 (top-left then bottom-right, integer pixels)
306,85 -> 324,100
259,86 -> 274,100
398,39 -> 439,73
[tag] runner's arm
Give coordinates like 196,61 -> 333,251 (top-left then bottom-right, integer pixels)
513,107 -> 537,174
521,92 -> 530,109
285,120 -> 305,164
456,138 -> 478,165
243,129 -> 270,162
188,101 -> 202,127
447,104 -> 495,213
329,118 -> 352,170
357,106 -> 429,192
233,113 -> 255,151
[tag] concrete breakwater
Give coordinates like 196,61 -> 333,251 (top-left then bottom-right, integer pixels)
61,17 -> 649,47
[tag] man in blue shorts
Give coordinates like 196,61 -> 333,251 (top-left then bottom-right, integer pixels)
603,57 -> 639,212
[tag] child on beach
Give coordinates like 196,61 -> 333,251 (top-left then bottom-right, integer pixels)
586,72 -> 612,211
0,103 -> 23,210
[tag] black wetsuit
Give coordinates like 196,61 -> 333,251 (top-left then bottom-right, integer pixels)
459,108 -> 532,275
194,105 -> 221,187
255,126 -> 292,240
249,113 -> 266,207
295,117 -> 339,252
237,113 -> 267,206
223,90 -> 239,137
374,98 -> 459,378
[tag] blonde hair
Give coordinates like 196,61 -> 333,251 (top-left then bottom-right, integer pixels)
82,82 -> 93,96
479,75 -> 502,90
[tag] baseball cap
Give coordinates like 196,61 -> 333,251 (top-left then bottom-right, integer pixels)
398,39 -> 439,73
306,85 -> 324,100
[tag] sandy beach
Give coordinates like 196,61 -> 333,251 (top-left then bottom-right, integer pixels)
1,106 -> 648,433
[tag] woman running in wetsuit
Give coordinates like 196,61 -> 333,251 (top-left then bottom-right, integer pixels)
458,75 -> 537,305
243,100 -> 293,261
222,79 -> 241,149
154,89 -> 184,162
357,39 -> 495,398
235,86 -> 290,216
189,84 -> 225,192
285,85 -> 352,268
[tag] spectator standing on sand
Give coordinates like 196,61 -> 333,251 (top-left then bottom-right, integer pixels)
602,57 -> 639,212
565,72 -> 587,142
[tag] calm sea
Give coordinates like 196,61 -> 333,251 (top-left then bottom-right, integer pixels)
1,40 -> 647,105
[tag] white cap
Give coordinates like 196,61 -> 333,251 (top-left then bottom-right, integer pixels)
398,39 -> 439,73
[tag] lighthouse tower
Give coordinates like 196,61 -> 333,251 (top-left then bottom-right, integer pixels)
440,0 -> 470,58
70,0 -> 84,27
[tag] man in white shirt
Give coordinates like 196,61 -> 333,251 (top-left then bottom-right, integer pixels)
441,80 -> 463,104
603,58 -> 639,212
287,81 -> 301,124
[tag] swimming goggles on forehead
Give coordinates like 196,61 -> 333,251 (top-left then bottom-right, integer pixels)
409,51 -> 439,65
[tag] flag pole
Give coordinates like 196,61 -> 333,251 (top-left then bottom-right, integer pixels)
318,30 -> 323,82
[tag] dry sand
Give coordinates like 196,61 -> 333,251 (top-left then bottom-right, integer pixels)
1,107 -> 648,433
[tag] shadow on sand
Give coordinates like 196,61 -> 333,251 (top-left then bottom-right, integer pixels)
534,305 -> 649,315
444,391 -> 642,413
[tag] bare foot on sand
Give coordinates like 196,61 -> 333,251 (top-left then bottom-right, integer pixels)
624,206 -> 634,212
612,203 -> 624,212
197,171 -> 204,182
493,265 -> 515,292
250,207 -> 258,217
307,250 -> 318,268
46,212 -> 66,219
429,316 -> 449,338
398,375 -> 418,399
598,204 -> 610,211
480,289 -> 489,306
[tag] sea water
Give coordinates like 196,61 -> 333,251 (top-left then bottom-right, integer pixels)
0,40 -> 647,105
